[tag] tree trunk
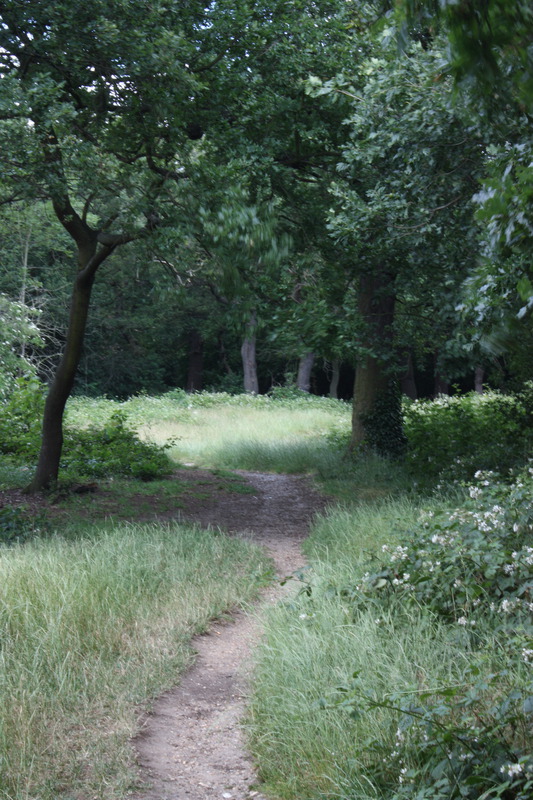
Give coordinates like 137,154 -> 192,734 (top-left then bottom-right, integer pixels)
329,358 -> 340,399
350,273 -> 397,451
186,330 -> 203,392
400,351 -> 418,400
241,312 -> 259,394
27,244 -> 100,492
475,365 -> 484,394
218,333 -> 233,376
434,353 -> 450,396
297,352 -> 314,392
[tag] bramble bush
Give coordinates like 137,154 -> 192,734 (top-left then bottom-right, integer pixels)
403,390 -> 533,483
324,468 -> 533,799
60,411 -> 173,481
0,381 -> 173,483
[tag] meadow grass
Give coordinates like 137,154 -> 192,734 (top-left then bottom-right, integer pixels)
65,392 -> 352,477
248,597 -> 470,799
0,522 -> 270,800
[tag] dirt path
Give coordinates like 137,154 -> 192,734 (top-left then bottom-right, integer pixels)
132,471 -> 327,800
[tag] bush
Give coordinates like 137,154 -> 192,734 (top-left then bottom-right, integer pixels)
329,467 -> 533,799
60,411 -> 173,481
355,467 -> 533,629
0,505 -> 29,545
0,377 -> 46,458
404,391 -> 532,483
1,381 -> 173,482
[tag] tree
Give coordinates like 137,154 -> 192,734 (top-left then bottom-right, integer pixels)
307,33 -> 485,453
1,0 -> 368,487
399,0 -> 533,330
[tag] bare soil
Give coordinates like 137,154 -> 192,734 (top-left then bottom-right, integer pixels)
131,470 -> 328,800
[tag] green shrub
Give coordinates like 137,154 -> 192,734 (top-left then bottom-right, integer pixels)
1,382 -> 173,482
404,391 -> 532,483
330,468 -> 533,799
61,411 -> 173,481
354,467 -> 533,629
0,377 -> 46,458
0,504 -> 48,545
0,505 -> 29,545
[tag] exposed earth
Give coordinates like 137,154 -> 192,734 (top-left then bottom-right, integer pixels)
132,470 -> 328,800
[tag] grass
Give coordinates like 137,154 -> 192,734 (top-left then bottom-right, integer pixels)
246,487 -> 527,800
65,391 -> 352,478
248,599 -> 469,799
0,522 -> 271,800
1,390 -> 473,800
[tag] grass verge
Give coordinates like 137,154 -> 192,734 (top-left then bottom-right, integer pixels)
248,480 -> 533,799
0,521 -> 271,800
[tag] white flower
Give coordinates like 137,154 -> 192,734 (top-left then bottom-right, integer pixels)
500,763 -> 523,778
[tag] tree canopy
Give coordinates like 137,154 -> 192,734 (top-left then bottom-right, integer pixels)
1,0 -> 532,484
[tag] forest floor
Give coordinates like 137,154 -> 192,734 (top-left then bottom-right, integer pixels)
131,469 -> 328,800
0,469 -> 329,800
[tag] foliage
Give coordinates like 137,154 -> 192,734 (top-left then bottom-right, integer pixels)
0,505 -> 29,545
0,376 -> 47,457
0,295 -> 44,399
61,411 -> 173,482
325,666 -> 533,800
0,381 -> 173,482
320,468 -> 533,799
399,0 -> 533,109
355,468 -> 533,629
250,466 -> 533,800
404,391 -> 533,482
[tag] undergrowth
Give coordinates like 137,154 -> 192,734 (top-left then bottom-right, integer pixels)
249,468 -> 533,800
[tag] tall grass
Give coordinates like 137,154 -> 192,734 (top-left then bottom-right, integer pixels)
66,392 -> 352,475
0,522 -> 270,800
247,494 -> 503,799
249,598 -> 469,799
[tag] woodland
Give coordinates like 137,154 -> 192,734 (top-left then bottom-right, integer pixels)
1,5 -> 533,800
1,0 -> 532,489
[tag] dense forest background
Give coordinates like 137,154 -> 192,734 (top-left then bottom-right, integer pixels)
1,0 -> 533,485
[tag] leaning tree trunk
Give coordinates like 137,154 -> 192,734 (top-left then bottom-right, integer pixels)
27,250 -> 100,491
241,311 -> 259,394
297,352 -> 314,393
350,272 -> 399,454
25,216 -> 123,492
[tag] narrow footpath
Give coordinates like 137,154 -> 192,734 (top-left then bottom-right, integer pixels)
132,471 -> 327,800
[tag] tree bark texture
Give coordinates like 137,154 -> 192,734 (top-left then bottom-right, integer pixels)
241,312 -> 259,394
27,245 -> 100,491
297,352 -> 314,392
186,330 -> 204,392
329,358 -> 340,399
350,273 -> 396,450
